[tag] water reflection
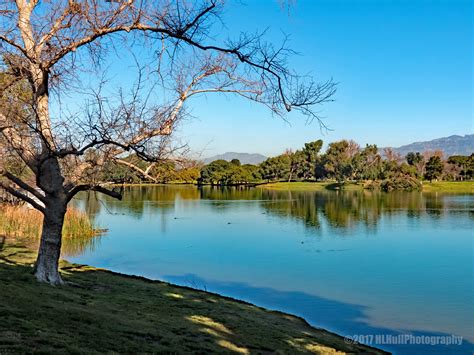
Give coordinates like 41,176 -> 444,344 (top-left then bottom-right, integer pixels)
70,186 -> 473,262
77,186 -> 471,234
262,190 -> 431,232
12,230 -> 103,258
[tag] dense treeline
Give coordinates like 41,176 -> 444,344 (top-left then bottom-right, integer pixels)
198,159 -> 261,185
75,139 -> 473,191
3,138 -> 469,194
197,139 -> 473,191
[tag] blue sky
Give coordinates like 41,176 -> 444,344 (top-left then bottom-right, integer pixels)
173,0 -> 472,157
54,0 -> 472,158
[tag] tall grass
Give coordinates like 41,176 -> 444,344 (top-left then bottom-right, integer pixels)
0,205 -> 103,256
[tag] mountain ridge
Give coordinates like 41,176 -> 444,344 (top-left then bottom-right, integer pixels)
202,152 -> 267,165
385,134 -> 473,157
203,135 -> 473,164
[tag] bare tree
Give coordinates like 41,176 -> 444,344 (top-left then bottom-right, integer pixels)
0,0 -> 335,284
383,148 -> 403,164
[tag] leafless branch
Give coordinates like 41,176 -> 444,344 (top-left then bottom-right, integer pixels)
0,181 -> 45,213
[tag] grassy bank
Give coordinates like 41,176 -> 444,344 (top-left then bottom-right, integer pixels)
421,181 -> 473,193
259,181 -> 473,193
0,239 -> 385,354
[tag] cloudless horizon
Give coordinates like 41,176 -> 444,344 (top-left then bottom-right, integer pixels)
174,0 -> 472,157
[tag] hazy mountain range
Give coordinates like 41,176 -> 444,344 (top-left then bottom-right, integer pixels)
203,152 -> 267,165
203,135 -> 473,164
384,134 -> 473,157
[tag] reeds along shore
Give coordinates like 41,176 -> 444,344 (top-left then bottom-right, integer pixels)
0,205 -> 101,257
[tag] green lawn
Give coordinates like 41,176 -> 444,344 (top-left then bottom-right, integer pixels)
259,181 -> 473,193
0,238 -> 385,354
421,181 -> 473,193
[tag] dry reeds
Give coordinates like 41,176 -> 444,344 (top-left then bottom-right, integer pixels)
0,205 -> 103,256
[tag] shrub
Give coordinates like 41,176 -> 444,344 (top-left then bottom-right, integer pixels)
363,180 -> 381,190
380,176 -> 422,192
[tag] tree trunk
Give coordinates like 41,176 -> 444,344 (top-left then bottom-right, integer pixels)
34,201 -> 66,285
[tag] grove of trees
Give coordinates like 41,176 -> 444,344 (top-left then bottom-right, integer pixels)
195,139 -> 473,189
199,159 -> 260,185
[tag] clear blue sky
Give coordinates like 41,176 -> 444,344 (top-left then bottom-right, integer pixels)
174,0 -> 472,157
55,0 -> 472,158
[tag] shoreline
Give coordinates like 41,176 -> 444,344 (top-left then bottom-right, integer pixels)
0,239 -> 387,354
260,181 -> 473,193
110,181 -> 473,193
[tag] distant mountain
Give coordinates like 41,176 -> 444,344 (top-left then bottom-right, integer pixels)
386,135 -> 473,157
203,152 -> 267,165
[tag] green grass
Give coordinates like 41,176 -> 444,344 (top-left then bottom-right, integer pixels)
259,181 -> 474,193
421,181 -> 473,193
0,238 -> 386,354
259,182 -> 363,191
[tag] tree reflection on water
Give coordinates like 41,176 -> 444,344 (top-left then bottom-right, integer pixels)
72,185 -> 471,253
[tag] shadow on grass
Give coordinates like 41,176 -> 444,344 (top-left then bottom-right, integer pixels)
0,236 -> 33,266
165,274 -> 474,355
0,244 -> 386,354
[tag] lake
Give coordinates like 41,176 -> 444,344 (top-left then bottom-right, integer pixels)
71,185 -> 473,354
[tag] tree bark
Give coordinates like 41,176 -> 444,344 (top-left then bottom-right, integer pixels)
34,200 -> 66,285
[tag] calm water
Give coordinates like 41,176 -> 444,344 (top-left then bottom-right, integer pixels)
71,186 -> 473,354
